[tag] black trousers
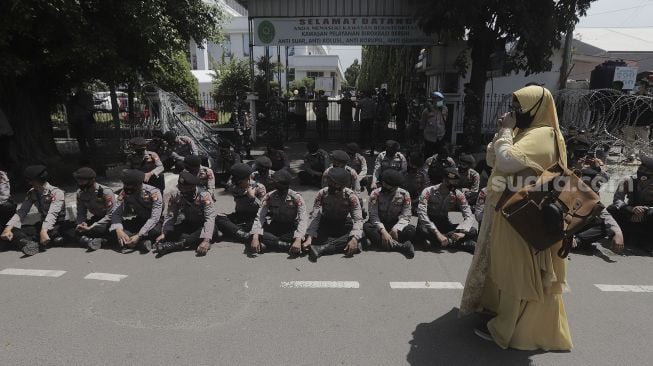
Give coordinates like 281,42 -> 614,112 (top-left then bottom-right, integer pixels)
146,173 -> 165,193
5,221 -> 64,248
416,216 -> 478,246
215,212 -> 255,239
254,221 -> 297,251
165,220 -> 207,249
607,205 -> 652,249
294,114 -> 307,138
60,215 -> 110,244
312,220 -> 354,253
316,116 -> 329,139
360,118 -> 374,146
423,140 -> 442,160
298,171 -> 323,187
0,200 -> 17,228
575,221 -> 610,248
109,218 -> 161,245
363,221 -> 415,248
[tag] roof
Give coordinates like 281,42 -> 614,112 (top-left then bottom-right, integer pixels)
191,70 -> 217,84
574,27 -> 653,53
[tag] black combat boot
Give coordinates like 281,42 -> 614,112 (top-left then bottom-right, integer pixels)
276,240 -> 291,252
308,242 -> 339,262
139,239 -> 153,253
392,240 -> 415,259
153,241 -> 186,256
235,230 -> 250,243
458,240 -> 476,254
80,236 -> 105,251
19,239 -> 39,256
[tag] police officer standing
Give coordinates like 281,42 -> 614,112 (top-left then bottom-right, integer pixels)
416,167 -> 477,253
154,171 -> 217,256
251,156 -> 275,191
305,167 -> 364,261
110,169 -> 163,253
183,155 -> 215,194
371,140 -> 407,191
1,165 -> 66,256
215,163 -> 267,243
607,156 -> 653,253
71,167 -> 115,251
250,170 -> 308,255
364,170 -> 416,258
126,137 -> 165,192
298,141 -> 330,187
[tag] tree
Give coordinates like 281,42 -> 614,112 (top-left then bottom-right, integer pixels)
212,59 -> 251,112
0,0 -> 223,169
289,77 -> 315,93
358,46 -> 422,96
150,51 -> 200,107
344,59 -> 361,88
416,0 -> 595,148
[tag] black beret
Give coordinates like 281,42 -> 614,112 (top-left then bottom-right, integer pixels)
255,156 -> 273,168
641,155 -> 653,170
459,154 -> 475,165
121,169 -> 145,185
381,169 -> 404,186
24,165 -> 47,180
184,155 -> 202,168
230,163 -> 252,180
327,167 -> 350,186
443,167 -> 461,180
178,170 -> 200,186
129,137 -> 147,147
331,150 -> 351,164
271,169 -> 292,185
162,131 -> 176,141
73,167 -> 96,180
385,140 -> 400,150
345,143 -> 360,154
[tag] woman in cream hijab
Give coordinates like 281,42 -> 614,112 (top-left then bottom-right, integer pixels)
459,85 -> 572,351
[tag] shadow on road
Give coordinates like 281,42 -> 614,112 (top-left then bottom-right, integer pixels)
407,308 -> 546,366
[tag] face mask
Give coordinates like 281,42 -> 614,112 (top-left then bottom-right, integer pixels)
134,148 -> 145,154
436,101 -> 444,107
381,186 -> 397,195
181,189 -> 196,200
123,186 -> 136,195
387,149 -> 397,157
514,89 -> 545,129
274,183 -> 289,193
79,182 -> 94,190
458,165 -> 469,172
328,185 -> 342,194
257,168 -> 269,176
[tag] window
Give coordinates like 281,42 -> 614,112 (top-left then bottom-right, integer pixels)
307,71 -> 324,78
242,33 -> 250,56
222,35 -> 232,58
330,72 -> 336,78
288,68 -> 295,82
288,46 -> 295,56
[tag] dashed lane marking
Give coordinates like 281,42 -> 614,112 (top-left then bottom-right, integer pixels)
84,273 -> 128,282
389,281 -> 464,289
0,268 -> 67,277
280,281 -> 360,289
595,284 -> 653,292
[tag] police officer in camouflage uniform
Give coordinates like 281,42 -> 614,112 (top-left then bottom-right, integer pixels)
370,140 -> 407,191
346,142 -> 368,188
162,131 -> 199,171
183,155 -> 215,194
126,137 -> 165,192
154,171 -> 217,256
305,167 -> 364,261
110,169 -> 163,253
70,167 -> 115,251
298,141 -> 330,187
0,167 -> 16,228
215,163 -> 267,243
607,155 -> 653,253
363,170 -> 416,258
321,150 -> 360,192
1,165 -> 66,256
250,170 -> 308,255
416,167 -> 477,253
251,156 -> 275,191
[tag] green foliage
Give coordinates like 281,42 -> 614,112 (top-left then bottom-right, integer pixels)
289,77 -> 315,92
212,58 -> 251,111
344,59 -> 361,88
359,46 -> 421,96
150,51 -> 199,107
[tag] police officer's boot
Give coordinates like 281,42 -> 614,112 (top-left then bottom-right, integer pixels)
139,239 -> 153,253
18,239 -> 39,256
309,242 -> 338,262
153,241 -> 186,256
391,240 -> 415,259
276,240 -> 292,252
79,236 -> 105,251
458,239 -> 476,254
235,230 -> 250,243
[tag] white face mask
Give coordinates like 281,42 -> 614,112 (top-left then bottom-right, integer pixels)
436,101 -> 444,107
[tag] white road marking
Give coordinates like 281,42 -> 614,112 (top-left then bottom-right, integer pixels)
389,281 -> 464,289
244,281 -> 249,289
0,268 -> 66,277
280,281 -> 360,289
595,284 -> 653,292
84,273 -> 128,282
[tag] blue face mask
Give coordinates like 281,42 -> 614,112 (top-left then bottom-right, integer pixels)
436,101 -> 444,107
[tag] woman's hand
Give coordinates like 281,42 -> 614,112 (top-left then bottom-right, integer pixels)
498,112 -> 516,129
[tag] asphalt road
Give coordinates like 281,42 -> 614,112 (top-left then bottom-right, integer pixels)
1,143 -> 651,365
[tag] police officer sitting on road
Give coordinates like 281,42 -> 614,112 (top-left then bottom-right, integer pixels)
154,171 -> 217,257
215,163 -> 266,244
298,141 -> 330,187
69,167 -> 115,251
110,169 -> 163,253
607,155 -> 653,254
457,153 -> 481,206
371,140 -> 407,191
0,167 -> 16,229
265,141 -> 290,172
183,155 -> 215,194
402,150 -> 428,216
345,142 -> 368,189
162,130 -> 199,171
321,150 -> 360,192
126,137 -> 165,193
216,140 -> 242,187
416,167 -> 477,253
249,170 -> 308,255
423,146 -> 456,186
305,167 -> 364,261
1,165 -> 66,256
363,170 -> 416,258
251,155 -> 275,191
